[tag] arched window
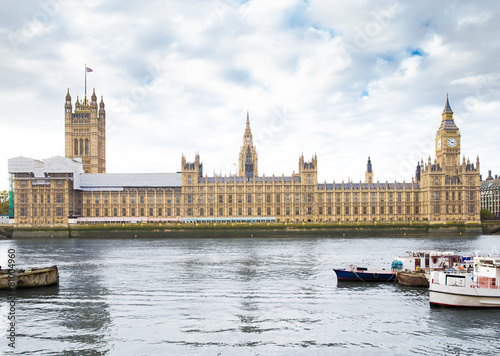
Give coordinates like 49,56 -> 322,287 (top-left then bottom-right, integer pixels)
80,139 -> 84,156
74,139 -> 79,155
85,139 -> 89,155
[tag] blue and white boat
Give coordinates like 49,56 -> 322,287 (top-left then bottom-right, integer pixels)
333,265 -> 397,282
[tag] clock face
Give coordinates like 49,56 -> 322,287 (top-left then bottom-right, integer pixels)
437,139 -> 441,149
447,137 -> 457,148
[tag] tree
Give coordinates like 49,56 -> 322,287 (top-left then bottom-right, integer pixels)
0,190 -> 8,215
480,209 -> 494,220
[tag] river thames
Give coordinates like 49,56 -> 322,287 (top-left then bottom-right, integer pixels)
1,234 -> 500,355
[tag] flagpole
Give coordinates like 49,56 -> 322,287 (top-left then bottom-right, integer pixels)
85,63 -> 87,97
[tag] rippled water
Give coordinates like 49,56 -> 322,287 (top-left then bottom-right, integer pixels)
1,234 -> 500,355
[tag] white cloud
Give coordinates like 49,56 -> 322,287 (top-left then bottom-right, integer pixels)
1,0 -> 500,191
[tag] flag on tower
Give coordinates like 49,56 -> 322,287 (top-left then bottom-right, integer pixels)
85,65 -> 93,96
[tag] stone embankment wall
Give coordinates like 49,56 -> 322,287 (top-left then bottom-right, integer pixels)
481,220 -> 500,234
3,222 -> 487,238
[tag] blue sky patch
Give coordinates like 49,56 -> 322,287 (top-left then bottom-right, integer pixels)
411,48 -> 424,56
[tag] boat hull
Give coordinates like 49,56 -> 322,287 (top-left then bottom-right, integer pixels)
397,272 -> 429,287
429,283 -> 500,308
334,269 -> 396,282
0,266 -> 59,290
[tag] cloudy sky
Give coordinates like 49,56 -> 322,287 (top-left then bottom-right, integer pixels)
1,0 -> 499,191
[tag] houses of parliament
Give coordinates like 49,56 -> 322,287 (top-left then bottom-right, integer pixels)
7,90 -> 481,226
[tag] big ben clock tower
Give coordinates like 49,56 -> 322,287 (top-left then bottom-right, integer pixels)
435,95 -> 460,177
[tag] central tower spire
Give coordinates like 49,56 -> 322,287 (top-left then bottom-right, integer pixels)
238,111 -> 258,178
243,110 -> 253,145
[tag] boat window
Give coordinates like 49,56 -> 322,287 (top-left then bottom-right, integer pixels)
446,275 -> 465,287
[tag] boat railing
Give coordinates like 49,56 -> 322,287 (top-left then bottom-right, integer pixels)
445,265 -> 473,274
471,276 -> 499,289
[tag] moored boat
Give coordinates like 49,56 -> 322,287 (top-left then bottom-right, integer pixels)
392,250 -> 472,287
429,256 -> 500,307
396,271 -> 429,287
333,265 -> 396,282
0,266 -> 59,290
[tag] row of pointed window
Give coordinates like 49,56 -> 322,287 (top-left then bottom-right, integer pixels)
74,139 -> 90,156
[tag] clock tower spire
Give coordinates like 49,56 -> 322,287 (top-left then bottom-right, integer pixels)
435,94 -> 460,177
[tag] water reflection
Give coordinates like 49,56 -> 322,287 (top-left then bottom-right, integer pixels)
6,284 -> 60,298
57,269 -> 111,355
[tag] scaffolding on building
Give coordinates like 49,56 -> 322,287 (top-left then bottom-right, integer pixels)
9,173 -> 13,218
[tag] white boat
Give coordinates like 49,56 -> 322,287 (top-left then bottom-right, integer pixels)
429,256 -> 500,308
392,250 -> 465,272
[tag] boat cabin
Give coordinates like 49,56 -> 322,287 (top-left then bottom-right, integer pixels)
393,251 -> 461,271
474,256 -> 500,289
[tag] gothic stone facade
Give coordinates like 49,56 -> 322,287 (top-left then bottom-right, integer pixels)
64,88 -> 106,173
8,95 -> 481,226
8,156 -> 83,226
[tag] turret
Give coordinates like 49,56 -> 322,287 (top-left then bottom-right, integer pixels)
298,154 -> 318,185
181,154 -> 203,185
99,95 -> 106,121
99,95 -> 105,110
299,154 -> 317,171
65,89 -> 72,112
91,88 -> 97,104
89,89 -> 97,115
195,153 -> 203,177
365,157 -> 374,184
